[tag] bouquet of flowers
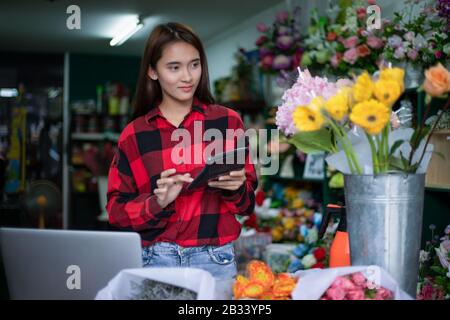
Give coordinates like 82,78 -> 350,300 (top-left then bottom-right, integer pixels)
255,6 -> 304,77
417,224 -> 450,300
320,272 -> 393,300
287,243 -> 329,273
276,63 -> 450,175
233,260 -> 298,300
301,0 -> 386,77
382,0 -> 449,68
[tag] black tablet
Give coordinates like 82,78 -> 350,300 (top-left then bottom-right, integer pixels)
186,146 -> 249,190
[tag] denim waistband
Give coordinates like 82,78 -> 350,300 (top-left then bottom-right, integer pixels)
146,241 -> 232,254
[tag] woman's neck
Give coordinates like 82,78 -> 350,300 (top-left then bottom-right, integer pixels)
159,96 -> 193,116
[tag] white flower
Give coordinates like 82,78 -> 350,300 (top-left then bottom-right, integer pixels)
447,266 -> 450,279
419,250 -> 429,263
301,254 -> 317,268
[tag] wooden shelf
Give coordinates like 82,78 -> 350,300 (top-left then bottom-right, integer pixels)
425,185 -> 450,193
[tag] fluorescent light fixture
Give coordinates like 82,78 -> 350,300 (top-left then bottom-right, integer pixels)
0,88 -> 18,97
110,17 -> 143,46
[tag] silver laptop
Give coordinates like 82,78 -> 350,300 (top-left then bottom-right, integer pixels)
0,227 -> 142,300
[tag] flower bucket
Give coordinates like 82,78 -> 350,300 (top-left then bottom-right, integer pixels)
344,173 -> 425,297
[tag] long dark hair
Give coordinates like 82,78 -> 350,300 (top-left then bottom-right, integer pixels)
132,22 -> 215,120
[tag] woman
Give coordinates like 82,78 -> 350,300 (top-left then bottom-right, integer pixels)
106,22 -> 257,280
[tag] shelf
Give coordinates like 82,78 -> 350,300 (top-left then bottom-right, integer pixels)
425,185 -> 450,193
72,132 -> 120,142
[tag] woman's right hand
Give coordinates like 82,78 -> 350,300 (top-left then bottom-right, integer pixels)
154,168 -> 193,209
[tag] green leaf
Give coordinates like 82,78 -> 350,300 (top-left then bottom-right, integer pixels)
365,288 -> 377,299
389,156 -> 406,171
329,172 -> 344,189
389,140 -> 404,156
430,266 -> 446,275
288,128 -> 333,154
434,276 -> 446,286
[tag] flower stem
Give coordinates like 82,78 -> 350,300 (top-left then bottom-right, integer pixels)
366,133 -> 379,174
328,119 -> 357,174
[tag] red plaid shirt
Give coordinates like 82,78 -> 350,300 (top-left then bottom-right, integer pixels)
106,98 -> 258,247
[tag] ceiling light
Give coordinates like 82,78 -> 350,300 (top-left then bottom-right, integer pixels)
110,17 -> 143,47
0,88 -> 18,97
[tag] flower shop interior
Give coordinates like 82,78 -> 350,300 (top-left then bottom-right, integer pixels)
0,0 -> 449,301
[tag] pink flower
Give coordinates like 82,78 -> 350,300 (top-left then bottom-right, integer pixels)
351,272 -> 367,287
420,284 -> 434,300
261,54 -> 274,70
367,0 -> 377,5
331,52 -> 343,68
331,276 -> 356,291
275,68 -> 338,135
375,287 -> 393,300
259,47 -> 271,56
435,51 -> 443,59
326,287 -> 346,300
276,36 -> 294,50
276,11 -> 289,23
367,36 -> 384,49
255,35 -> 268,46
346,289 -> 365,300
357,8 -> 366,19
407,49 -> 419,61
257,23 -> 268,33
436,240 -> 450,269
343,48 -> 358,65
277,26 -> 290,36
344,36 -> 359,49
272,55 -> 291,70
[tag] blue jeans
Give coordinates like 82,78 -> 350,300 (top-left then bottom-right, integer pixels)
142,242 -> 237,280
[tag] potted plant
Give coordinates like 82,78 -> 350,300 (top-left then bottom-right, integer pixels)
274,63 -> 450,297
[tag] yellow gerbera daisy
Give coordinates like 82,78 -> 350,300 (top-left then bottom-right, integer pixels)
349,99 -> 390,135
374,79 -> 402,107
379,67 -> 405,91
325,89 -> 350,121
292,105 -> 324,132
352,72 -> 374,103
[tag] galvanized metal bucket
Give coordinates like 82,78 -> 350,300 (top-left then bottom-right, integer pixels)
344,173 -> 425,298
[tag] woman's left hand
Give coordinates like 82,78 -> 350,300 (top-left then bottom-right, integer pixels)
208,168 -> 246,191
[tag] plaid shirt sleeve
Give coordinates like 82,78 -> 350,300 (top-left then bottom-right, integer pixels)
105,142 -> 175,232
220,112 -> 258,216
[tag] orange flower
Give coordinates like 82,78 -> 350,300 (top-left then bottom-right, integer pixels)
241,282 -> 265,298
233,275 -> 250,300
272,273 -> 297,298
259,291 -> 276,300
247,260 -> 275,290
423,63 -> 450,97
